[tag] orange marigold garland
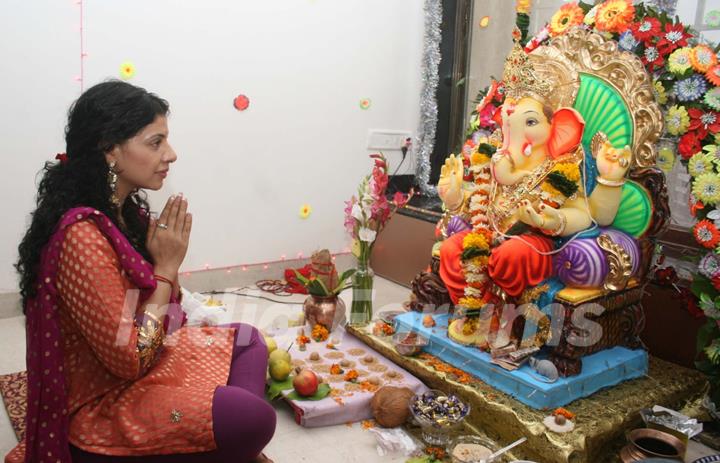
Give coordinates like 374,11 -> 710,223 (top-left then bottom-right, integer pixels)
372,320 -> 395,336
311,323 -> 329,342
344,369 -> 359,382
694,220 -> 720,249
554,407 -> 576,420
296,331 -> 310,350
425,446 -> 447,460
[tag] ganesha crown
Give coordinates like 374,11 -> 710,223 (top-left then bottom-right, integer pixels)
502,28 -> 552,102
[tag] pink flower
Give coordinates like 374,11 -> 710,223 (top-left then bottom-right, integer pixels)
344,198 -> 357,235
369,153 -> 387,169
392,191 -> 409,208
371,166 -> 389,198
371,196 -> 391,225
478,104 -> 498,129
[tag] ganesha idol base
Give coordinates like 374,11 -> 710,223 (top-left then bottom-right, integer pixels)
393,312 -> 648,410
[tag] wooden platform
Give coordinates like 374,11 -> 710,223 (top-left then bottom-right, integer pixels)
348,324 -> 709,463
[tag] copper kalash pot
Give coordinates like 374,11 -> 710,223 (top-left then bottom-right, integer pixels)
620,428 -> 685,462
303,295 -> 346,330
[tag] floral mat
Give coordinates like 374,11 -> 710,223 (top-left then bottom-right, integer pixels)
0,370 -> 26,442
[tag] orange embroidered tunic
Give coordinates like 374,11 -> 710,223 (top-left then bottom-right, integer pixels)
6,220 -> 236,461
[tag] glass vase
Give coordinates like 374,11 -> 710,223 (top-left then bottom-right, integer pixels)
349,259 -> 374,326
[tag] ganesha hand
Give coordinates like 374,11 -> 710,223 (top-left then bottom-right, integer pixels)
518,200 -> 564,234
438,154 -> 465,212
595,140 -> 632,183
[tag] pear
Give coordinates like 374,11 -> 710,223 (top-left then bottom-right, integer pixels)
269,349 -> 291,365
269,360 -> 291,382
264,336 -> 278,356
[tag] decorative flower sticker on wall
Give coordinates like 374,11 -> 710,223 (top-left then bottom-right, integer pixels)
479,16 -> 490,28
119,61 -> 136,80
233,94 -> 250,111
359,98 -> 372,110
706,10 -> 720,28
299,204 -> 312,219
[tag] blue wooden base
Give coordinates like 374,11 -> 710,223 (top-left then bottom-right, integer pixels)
394,312 -> 648,410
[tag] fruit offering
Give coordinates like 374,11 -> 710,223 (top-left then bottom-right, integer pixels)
293,369 -> 319,397
268,349 -> 292,381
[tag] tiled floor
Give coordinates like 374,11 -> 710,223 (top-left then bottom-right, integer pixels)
0,277 -> 717,462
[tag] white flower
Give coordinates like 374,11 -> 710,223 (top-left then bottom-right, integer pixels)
464,287 -> 483,297
709,209 -> 720,229
358,227 -> 377,243
351,203 -> 364,221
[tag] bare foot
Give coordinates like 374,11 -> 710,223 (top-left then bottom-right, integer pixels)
253,453 -> 273,463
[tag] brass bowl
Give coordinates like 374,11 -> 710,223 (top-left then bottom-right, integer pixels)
620,428 -> 685,462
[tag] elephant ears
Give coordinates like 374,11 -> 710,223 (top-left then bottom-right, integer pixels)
548,108 -> 585,159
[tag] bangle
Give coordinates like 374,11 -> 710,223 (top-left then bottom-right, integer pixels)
136,311 -> 165,372
143,310 -> 163,325
154,274 -> 174,287
596,177 -> 626,187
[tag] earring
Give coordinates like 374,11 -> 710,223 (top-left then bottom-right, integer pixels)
108,161 -> 121,208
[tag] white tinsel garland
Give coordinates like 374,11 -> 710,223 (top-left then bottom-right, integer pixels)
414,0 -> 442,196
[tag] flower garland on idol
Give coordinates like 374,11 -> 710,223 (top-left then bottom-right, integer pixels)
521,0 -> 720,399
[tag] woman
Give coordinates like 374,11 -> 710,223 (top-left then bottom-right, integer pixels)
8,81 -> 275,463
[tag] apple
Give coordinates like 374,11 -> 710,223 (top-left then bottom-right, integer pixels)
293,369 -> 319,397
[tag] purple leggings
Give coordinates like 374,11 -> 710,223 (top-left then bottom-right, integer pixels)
69,323 -> 276,462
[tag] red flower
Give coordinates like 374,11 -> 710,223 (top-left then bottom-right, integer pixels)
630,17 -> 661,42
369,153 -> 387,169
657,23 -> 693,55
641,45 -> 665,72
690,195 -> 705,217
55,152 -> 68,163
678,132 -> 702,159
686,290 -> 707,318
688,108 -> 720,140
712,276 -> 720,293
694,219 -> 720,249
392,191 -> 411,208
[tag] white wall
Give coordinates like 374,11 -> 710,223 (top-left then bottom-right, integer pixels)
0,0 -> 425,292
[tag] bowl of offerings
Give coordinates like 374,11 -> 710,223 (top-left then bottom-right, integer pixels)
409,389 -> 470,445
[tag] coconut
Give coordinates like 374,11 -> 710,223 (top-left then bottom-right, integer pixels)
370,386 -> 415,428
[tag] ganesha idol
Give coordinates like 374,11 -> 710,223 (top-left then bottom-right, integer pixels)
410,28 -> 668,376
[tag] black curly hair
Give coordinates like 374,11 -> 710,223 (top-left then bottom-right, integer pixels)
16,80 -> 170,312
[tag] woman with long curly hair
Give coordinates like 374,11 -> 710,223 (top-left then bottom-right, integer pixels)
7,81 -> 275,463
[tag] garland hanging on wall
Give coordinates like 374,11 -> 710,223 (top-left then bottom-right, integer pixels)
414,0 -> 442,196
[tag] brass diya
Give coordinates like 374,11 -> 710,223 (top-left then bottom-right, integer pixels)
620,428 -> 685,462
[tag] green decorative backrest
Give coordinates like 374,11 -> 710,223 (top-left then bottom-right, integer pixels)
575,73 -> 634,153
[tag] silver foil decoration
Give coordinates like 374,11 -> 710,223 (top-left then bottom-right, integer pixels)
644,0 -> 678,16
414,0 -> 442,196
